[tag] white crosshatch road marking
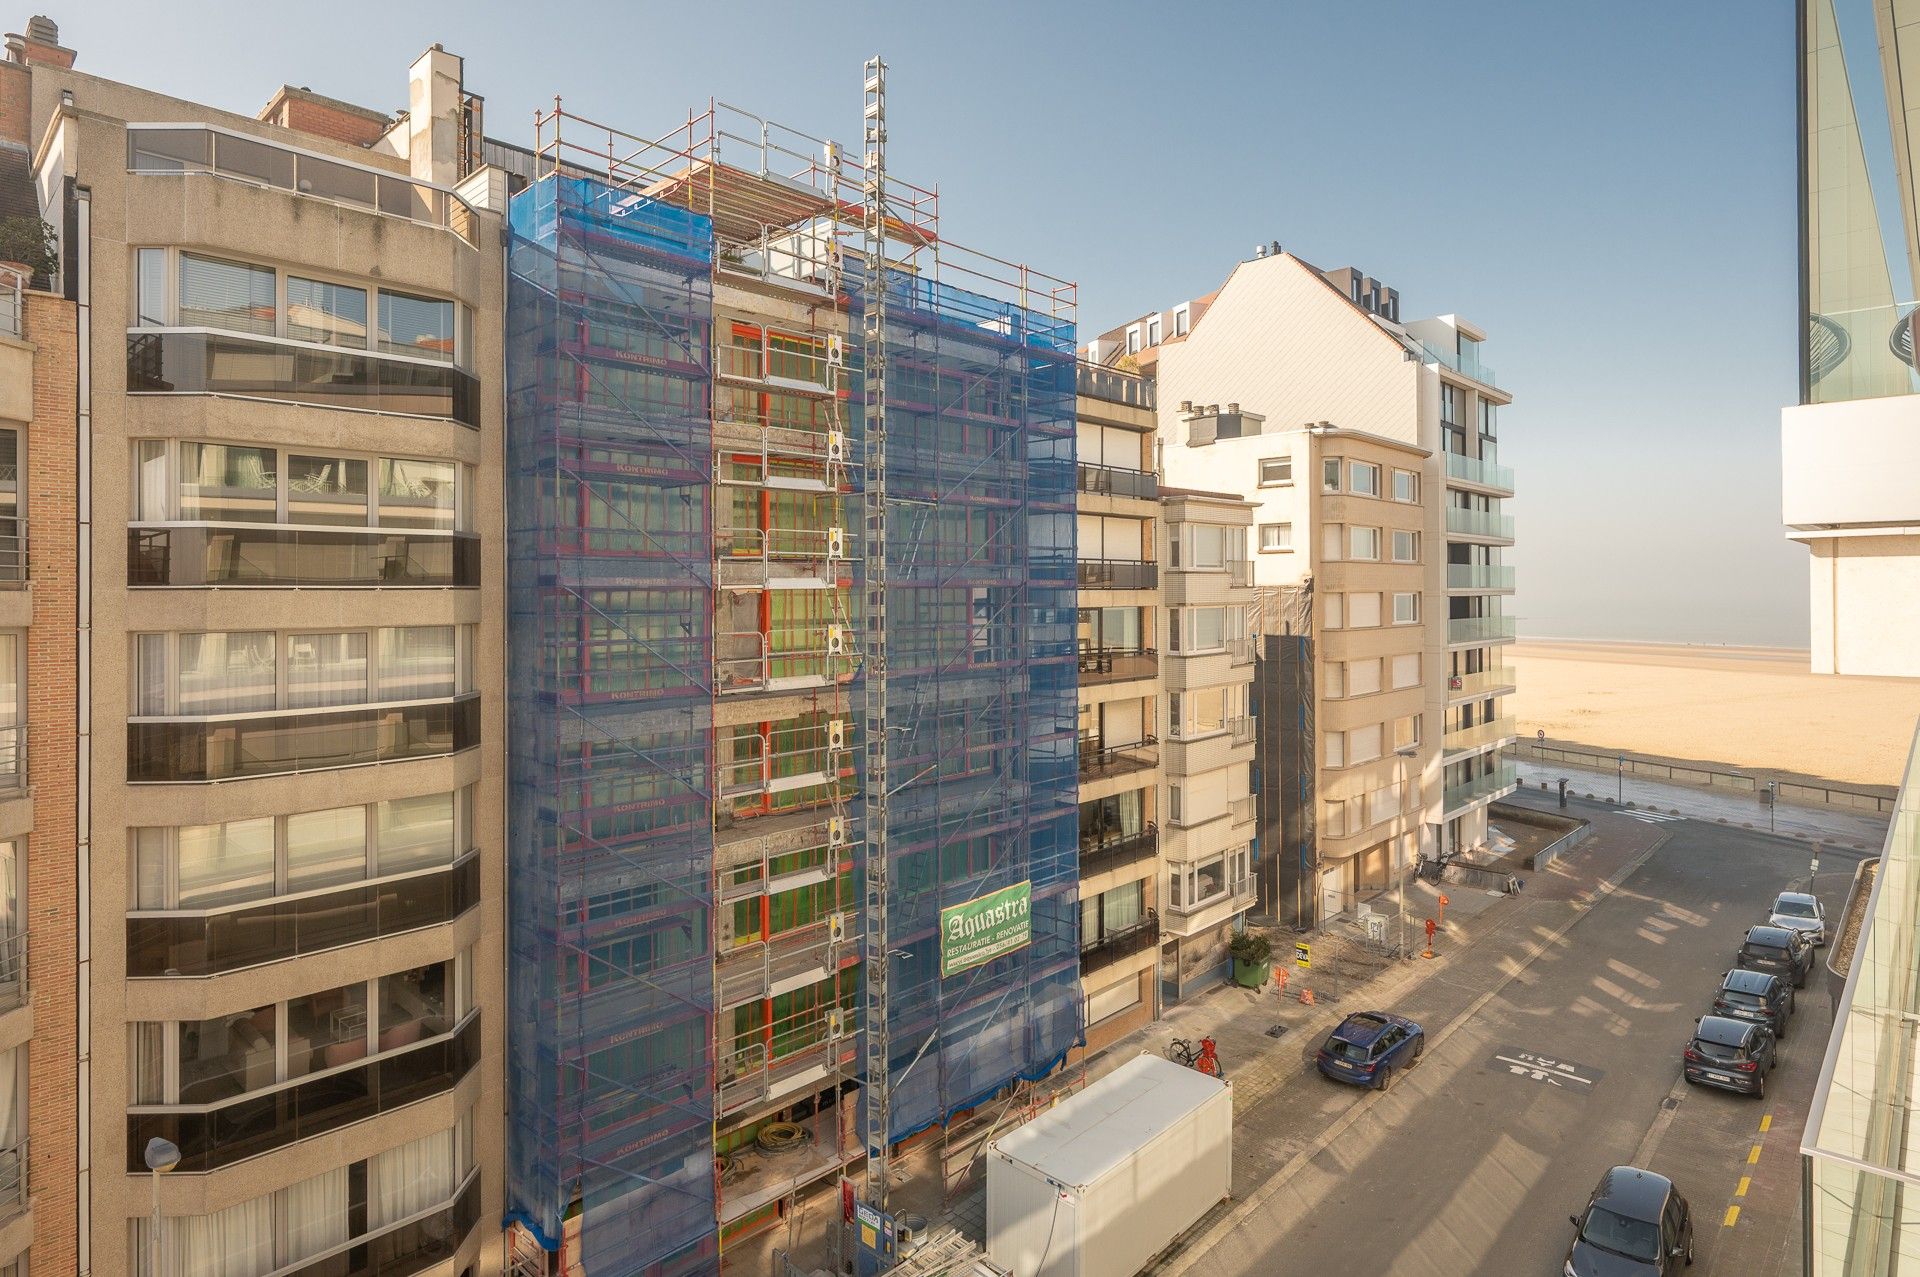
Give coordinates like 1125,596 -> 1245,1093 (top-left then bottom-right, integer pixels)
1493,1049 -> 1605,1088
1621,810 -> 1685,824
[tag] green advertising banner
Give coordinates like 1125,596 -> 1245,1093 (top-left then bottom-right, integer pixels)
939,880 -> 1033,977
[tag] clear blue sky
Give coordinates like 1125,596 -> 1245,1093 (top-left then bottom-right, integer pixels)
54,0 -> 1803,646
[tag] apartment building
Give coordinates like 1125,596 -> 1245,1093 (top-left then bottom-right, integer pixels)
1155,489 -> 1258,996
1073,363 -> 1162,1049
6,26 -> 509,1276
1102,245 -> 1516,929
0,19 -> 77,1273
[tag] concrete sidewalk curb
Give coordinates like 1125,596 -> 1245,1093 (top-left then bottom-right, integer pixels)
1151,833 -> 1671,1277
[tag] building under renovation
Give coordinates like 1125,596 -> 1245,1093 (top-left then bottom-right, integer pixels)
503,85 -> 1082,1272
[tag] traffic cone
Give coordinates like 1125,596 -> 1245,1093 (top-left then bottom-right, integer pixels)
1275,969 -> 1290,996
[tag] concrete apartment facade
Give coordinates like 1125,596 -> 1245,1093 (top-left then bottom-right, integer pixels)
1104,247 -> 1516,930
1073,364 -> 1164,1050
1154,488 -> 1258,996
6,25 -> 510,1276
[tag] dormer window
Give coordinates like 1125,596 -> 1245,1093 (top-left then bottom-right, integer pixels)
1125,326 -> 1141,355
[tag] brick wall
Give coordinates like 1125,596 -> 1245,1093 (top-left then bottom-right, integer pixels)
263,96 -> 390,149
0,60 -> 28,147
24,288 -> 78,1277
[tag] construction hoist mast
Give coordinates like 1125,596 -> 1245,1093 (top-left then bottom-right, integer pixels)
858,53 -> 894,1212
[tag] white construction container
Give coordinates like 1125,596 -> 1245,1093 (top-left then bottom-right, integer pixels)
986,1054 -> 1231,1277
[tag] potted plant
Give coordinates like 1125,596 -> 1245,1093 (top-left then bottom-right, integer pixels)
1229,929 -> 1272,988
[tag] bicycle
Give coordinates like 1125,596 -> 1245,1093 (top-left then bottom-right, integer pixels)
1166,1037 -> 1199,1067
1166,1036 -> 1223,1077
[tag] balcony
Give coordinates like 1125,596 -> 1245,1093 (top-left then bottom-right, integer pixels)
126,1013 -> 480,1174
1076,363 -> 1156,410
1418,339 -> 1498,389
1447,667 -> 1518,701
0,266 -> 21,338
1077,645 -> 1157,686
1228,560 -> 1252,588
1164,878 -> 1255,931
1076,462 -> 1158,502
0,929 -> 23,1013
275,1170 -> 479,1277
1078,824 -> 1158,879
128,525 -> 481,589
1444,763 -> 1520,813
0,515 -> 25,584
1444,507 -> 1515,542
1446,563 -> 1516,593
1447,616 -> 1518,646
126,330 -> 481,428
1445,452 -> 1515,494
1077,558 -> 1158,590
1443,716 -> 1518,759
1080,909 -> 1159,976
0,723 -> 23,794
1231,794 -> 1255,825
1078,736 -> 1159,782
127,693 -> 479,783
1228,637 -> 1254,666
126,854 -> 480,978
127,124 -> 479,245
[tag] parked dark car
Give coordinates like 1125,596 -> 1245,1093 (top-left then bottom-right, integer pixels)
1564,1165 -> 1694,1275
1683,1015 -> 1777,1098
1315,1011 -> 1424,1091
1768,891 -> 1827,947
1735,924 -> 1814,989
1710,968 -> 1793,1039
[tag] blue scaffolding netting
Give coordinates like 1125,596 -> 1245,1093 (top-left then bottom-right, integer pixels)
507,169 -> 1080,1274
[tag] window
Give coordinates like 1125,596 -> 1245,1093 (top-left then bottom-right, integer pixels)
138,441 -> 465,529
1146,316 -> 1161,346
1441,384 -> 1461,425
1187,607 -> 1239,651
1392,530 -> 1419,562
285,454 -> 369,526
1347,658 -> 1382,696
132,627 -> 470,715
1321,458 -> 1342,492
1480,401 -> 1499,438
133,787 -> 472,909
136,249 -> 168,328
1321,523 -> 1342,562
1126,326 -> 1141,354
177,253 -> 275,336
1347,593 -> 1381,628
1187,524 -> 1225,569
1348,723 -> 1383,764
1259,523 -> 1292,552
1392,469 -> 1419,503
1349,462 -> 1380,496
1349,526 -> 1380,560
286,276 -> 368,348
1173,305 -> 1190,337
1325,663 -> 1344,699
1391,652 -> 1421,689
1393,592 -> 1420,625
1324,734 -> 1345,768
1393,714 -> 1422,750
377,289 -> 456,362
1325,594 -> 1343,630
1258,457 -> 1293,486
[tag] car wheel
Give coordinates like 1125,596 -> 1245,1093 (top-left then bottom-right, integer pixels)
1376,1065 -> 1394,1093
1686,1232 -> 1695,1265
1796,967 -> 1808,989
1413,1037 -> 1425,1065
1755,1072 -> 1767,1099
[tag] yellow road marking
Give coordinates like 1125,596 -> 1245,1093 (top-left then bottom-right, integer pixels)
1748,1144 -> 1762,1164
1724,1205 -> 1740,1228
1736,1176 -> 1751,1197
1759,1113 -> 1773,1133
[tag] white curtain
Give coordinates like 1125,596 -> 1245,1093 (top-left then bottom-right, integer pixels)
148,1194 -> 274,1277
376,627 -> 455,702
278,1165 -> 349,1268
368,1123 -> 455,1228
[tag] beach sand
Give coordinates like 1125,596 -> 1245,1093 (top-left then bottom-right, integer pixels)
1508,639 -> 1920,789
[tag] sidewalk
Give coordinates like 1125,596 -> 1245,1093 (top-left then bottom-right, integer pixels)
1511,756 -> 1891,851
728,808 -> 1667,1276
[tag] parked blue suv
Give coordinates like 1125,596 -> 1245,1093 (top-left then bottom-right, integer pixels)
1316,1011 -> 1425,1090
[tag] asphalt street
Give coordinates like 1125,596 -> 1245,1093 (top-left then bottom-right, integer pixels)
1183,804 -> 1855,1276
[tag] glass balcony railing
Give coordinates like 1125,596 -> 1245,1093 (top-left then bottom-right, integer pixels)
1447,667 -> 1517,699
126,1013 -> 480,1174
1076,362 -> 1156,409
1445,507 -> 1515,541
283,1171 -> 479,1277
1077,736 -> 1159,781
128,526 -> 480,588
1444,763 -> 1519,812
1445,452 -> 1515,493
1444,717 -> 1517,757
1080,909 -> 1159,975
126,330 -> 481,428
1446,563 -> 1516,592
1447,616 -> 1518,645
1076,462 -> 1158,501
127,125 -> 479,245
127,693 -> 479,783
1077,645 -> 1157,685
1418,339 -> 1498,388
126,853 -> 479,978
1077,558 -> 1158,590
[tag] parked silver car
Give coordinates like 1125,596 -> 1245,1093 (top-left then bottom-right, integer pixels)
1768,891 -> 1826,947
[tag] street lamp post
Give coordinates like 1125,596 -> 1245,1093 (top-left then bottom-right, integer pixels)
1396,747 -> 1419,961
1616,754 -> 1624,805
144,1136 -> 180,1277
1767,780 -> 1778,834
